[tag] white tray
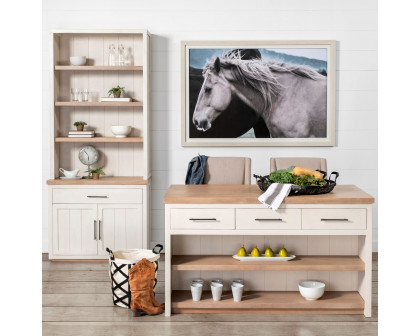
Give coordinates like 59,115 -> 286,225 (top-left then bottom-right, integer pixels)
100,97 -> 132,102
232,254 -> 296,261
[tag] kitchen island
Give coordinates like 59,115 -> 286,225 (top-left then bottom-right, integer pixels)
163,184 -> 374,317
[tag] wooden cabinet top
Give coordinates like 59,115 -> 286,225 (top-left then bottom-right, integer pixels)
47,176 -> 150,185
163,184 -> 374,204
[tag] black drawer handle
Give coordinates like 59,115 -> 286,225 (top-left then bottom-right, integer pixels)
320,218 -> 349,221
87,196 -> 109,198
189,218 -> 217,221
255,218 -> 283,222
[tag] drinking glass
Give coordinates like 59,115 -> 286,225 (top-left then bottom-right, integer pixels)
71,88 -> 80,101
81,88 -> 89,102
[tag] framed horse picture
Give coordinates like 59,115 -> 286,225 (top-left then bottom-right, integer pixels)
181,40 -> 336,147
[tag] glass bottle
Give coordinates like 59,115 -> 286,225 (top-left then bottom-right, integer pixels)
108,44 -> 116,66
124,47 -> 130,66
118,44 -> 125,66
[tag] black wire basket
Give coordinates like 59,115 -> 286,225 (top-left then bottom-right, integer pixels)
254,171 -> 339,196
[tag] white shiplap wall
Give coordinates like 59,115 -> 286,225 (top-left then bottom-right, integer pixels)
42,0 -> 378,251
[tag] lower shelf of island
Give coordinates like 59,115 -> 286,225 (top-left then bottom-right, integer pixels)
171,290 -> 364,314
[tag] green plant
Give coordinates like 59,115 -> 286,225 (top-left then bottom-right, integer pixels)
73,121 -> 87,126
107,85 -> 126,97
86,166 -> 106,177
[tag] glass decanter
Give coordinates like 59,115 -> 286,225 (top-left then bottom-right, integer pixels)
108,44 -> 116,66
118,44 -> 125,66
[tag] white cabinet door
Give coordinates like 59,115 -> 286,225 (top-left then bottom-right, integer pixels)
97,204 -> 143,256
52,204 -> 98,256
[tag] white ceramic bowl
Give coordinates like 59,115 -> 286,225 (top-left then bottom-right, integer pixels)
70,56 -> 86,66
298,281 -> 325,300
111,125 -> 132,138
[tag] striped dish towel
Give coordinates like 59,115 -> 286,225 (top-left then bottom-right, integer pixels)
258,183 -> 293,211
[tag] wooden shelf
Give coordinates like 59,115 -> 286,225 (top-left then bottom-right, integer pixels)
46,176 -> 150,185
172,291 -> 364,314
55,101 -> 143,107
171,255 -> 365,271
55,65 -> 143,71
55,137 -> 143,143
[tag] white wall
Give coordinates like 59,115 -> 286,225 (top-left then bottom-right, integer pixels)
42,0 -> 378,251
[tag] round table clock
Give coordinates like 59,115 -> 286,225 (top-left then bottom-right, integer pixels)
78,146 -> 99,175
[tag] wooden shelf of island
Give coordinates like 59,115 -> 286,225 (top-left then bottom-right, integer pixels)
54,65 -> 143,71
55,137 -> 144,143
47,176 -> 150,185
171,290 -> 364,314
55,101 -> 143,107
171,255 -> 365,272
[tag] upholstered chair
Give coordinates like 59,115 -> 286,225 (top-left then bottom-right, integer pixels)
270,157 -> 327,173
204,157 -> 251,184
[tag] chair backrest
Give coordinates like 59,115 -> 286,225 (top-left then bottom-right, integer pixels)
270,157 -> 327,173
204,157 -> 251,184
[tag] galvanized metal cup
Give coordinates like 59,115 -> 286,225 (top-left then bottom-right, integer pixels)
231,282 -> 244,302
211,282 -> 223,301
190,282 -> 203,301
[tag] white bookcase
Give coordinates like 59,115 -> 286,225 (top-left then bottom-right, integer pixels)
47,30 -> 151,259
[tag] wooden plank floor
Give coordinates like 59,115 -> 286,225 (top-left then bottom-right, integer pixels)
42,253 -> 378,336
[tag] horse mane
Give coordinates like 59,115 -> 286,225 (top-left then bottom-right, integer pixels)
203,52 -> 324,112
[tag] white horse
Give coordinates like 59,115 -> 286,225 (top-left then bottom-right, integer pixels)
192,53 -> 327,138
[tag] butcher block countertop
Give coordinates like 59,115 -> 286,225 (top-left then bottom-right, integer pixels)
163,184 -> 374,204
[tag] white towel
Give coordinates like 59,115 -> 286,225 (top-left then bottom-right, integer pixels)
258,183 -> 293,211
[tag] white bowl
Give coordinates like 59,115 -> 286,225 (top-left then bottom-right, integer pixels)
298,281 -> 325,300
70,56 -> 86,66
111,125 -> 132,138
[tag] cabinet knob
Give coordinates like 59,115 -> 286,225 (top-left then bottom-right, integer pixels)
189,218 -> 217,221
87,196 -> 109,198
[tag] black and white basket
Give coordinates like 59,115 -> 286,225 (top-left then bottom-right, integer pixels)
106,245 -> 163,309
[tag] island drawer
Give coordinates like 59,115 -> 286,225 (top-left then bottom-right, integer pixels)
302,209 -> 366,230
170,209 -> 235,230
53,188 -> 143,204
236,208 -> 301,230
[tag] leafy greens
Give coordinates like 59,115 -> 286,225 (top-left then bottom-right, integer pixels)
268,166 -> 326,186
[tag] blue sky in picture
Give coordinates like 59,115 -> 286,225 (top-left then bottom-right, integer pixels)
189,48 -> 328,73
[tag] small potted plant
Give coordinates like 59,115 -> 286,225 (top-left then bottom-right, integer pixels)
108,85 -> 126,98
74,121 -> 87,131
86,166 -> 106,180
